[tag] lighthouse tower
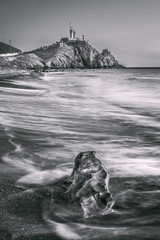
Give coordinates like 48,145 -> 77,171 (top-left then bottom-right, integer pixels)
69,23 -> 76,41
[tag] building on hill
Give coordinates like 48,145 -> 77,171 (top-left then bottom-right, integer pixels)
68,23 -> 85,42
59,40 -> 64,48
69,23 -> 77,41
58,24 -> 86,47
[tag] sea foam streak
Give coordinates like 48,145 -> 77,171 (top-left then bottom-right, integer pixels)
2,126 -> 38,173
17,167 -> 72,185
2,126 -> 72,185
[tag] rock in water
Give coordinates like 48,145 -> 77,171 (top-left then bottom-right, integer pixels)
67,151 -> 114,218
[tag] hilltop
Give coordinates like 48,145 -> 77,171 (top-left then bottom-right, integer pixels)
0,42 -> 21,54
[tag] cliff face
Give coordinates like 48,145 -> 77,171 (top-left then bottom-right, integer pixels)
69,40 -> 99,68
45,43 -> 84,68
0,39 -> 122,70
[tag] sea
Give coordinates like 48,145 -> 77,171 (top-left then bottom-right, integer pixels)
0,69 -> 160,240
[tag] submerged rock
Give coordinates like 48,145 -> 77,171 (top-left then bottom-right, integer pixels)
67,151 -> 114,218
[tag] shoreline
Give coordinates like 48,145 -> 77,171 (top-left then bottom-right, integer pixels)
1,67 -> 159,80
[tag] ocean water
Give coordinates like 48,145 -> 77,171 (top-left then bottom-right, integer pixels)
0,69 -> 160,240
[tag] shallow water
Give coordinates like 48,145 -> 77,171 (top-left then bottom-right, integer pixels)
0,69 -> 160,239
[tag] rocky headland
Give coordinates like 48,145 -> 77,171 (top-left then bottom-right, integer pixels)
0,38 -> 123,71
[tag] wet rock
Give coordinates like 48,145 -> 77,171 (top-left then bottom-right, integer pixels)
67,151 -> 114,218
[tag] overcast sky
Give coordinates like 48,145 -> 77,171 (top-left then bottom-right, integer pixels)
1,0 -> 160,67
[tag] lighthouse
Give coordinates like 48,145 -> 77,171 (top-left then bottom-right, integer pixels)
69,23 -> 77,41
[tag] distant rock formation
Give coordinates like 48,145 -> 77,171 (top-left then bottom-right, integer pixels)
67,151 -> 114,218
0,41 -> 21,54
0,38 -> 123,70
30,39 -> 122,69
0,53 -> 44,71
93,49 -> 120,68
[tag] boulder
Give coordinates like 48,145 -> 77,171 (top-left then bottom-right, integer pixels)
67,151 -> 114,218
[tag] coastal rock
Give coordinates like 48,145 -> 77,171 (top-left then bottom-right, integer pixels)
67,151 -> 114,218
93,49 -> 120,68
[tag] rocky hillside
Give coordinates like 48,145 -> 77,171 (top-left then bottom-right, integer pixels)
0,42 -> 21,54
0,39 -> 123,70
29,39 -> 122,69
0,53 -> 44,71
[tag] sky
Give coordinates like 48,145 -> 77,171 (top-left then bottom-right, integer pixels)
1,0 -> 160,67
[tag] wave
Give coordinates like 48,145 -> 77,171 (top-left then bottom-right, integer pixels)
0,86 -> 46,95
17,167 -> 72,185
2,126 -> 37,173
132,76 -> 160,81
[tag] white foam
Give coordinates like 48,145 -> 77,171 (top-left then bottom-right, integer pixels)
3,154 -> 37,173
0,87 -> 46,94
17,167 -> 72,185
0,53 -> 18,57
102,145 -> 160,177
46,219 -> 81,239
2,126 -> 37,173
